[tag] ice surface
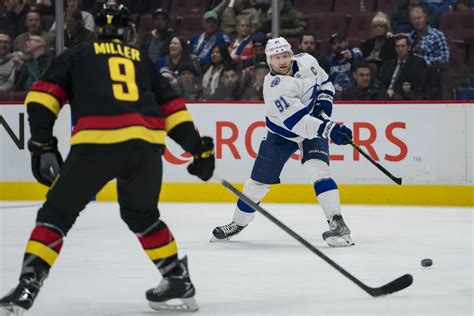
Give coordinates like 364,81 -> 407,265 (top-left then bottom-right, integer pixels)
0,201 -> 472,315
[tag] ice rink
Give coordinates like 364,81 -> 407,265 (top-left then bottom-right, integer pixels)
0,201 -> 472,316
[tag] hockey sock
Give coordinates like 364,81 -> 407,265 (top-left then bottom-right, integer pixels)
232,178 -> 269,226
313,178 -> 342,220
137,221 -> 179,277
21,225 -> 64,280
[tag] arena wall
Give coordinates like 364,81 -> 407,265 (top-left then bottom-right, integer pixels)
1,101 -> 472,206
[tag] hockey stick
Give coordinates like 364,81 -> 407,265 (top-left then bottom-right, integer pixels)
320,113 -> 402,185
345,135 -> 402,185
213,175 -> 413,297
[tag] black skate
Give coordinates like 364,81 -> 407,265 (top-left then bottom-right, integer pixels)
0,271 -> 45,316
210,221 -> 246,242
146,256 -> 198,312
322,215 -> 355,247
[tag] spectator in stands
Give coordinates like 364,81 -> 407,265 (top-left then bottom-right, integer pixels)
174,63 -> 204,101
201,44 -> 233,97
14,9 -> 55,54
409,5 -> 449,66
259,0 -> 306,38
423,0 -> 457,17
341,62 -> 387,100
214,0 -> 262,40
13,35 -> 52,91
211,63 -> 241,100
380,33 -> 427,100
361,12 -> 397,71
49,0 -> 95,32
250,32 -> 267,65
240,61 -> 268,101
64,9 -> 94,49
329,33 -> 364,92
139,8 -> 174,63
453,0 -> 474,10
1,0 -> 29,38
298,32 -> 330,74
189,11 -> 230,66
391,0 -> 434,34
156,36 -> 197,80
0,31 -> 16,91
228,16 -> 254,69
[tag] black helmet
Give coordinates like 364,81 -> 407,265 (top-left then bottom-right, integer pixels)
95,3 -> 131,39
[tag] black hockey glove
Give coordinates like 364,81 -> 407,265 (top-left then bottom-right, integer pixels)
187,136 -> 215,181
28,137 -> 63,186
317,120 -> 353,145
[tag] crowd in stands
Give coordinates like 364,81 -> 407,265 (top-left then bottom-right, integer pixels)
0,0 -> 473,101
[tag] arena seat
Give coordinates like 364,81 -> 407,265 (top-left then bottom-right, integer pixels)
334,0 -> 375,13
293,0 -> 334,14
168,0 -> 208,17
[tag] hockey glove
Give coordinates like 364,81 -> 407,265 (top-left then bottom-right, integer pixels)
317,120 -> 352,145
28,137 -> 63,186
187,136 -> 215,181
311,91 -> 334,119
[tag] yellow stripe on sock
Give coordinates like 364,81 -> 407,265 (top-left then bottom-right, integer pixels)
145,241 -> 178,261
25,240 -> 59,266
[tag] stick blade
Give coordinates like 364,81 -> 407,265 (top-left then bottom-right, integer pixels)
371,274 -> 413,297
393,177 -> 403,185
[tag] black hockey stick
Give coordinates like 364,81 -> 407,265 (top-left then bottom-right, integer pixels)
213,175 -> 413,297
320,113 -> 402,185
345,135 -> 402,185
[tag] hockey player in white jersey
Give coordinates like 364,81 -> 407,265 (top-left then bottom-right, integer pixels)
212,37 -> 355,247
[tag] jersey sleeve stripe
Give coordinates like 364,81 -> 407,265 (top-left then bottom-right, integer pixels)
70,126 -> 166,145
30,80 -> 67,105
160,97 -> 187,116
283,106 -> 310,130
265,117 -> 299,138
166,110 -> 193,132
25,91 -> 61,116
72,113 -> 165,135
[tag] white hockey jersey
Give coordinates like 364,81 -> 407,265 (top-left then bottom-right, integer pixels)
263,53 -> 335,143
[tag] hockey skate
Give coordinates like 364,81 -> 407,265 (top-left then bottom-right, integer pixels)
146,256 -> 198,312
210,221 -> 247,242
0,271 -> 45,316
322,215 -> 355,247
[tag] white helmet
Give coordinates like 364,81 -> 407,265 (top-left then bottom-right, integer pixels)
265,37 -> 293,65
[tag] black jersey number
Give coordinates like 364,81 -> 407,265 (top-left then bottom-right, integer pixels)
108,57 -> 139,102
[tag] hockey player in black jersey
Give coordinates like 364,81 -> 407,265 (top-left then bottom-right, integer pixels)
0,4 -> 213,314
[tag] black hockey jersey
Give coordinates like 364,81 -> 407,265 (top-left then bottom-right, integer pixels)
25,39 -> 199,152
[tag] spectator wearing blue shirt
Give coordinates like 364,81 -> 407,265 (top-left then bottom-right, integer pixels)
328,33 -> 364,92
189,11 -> 230,66
408,5 -> 449,66
423,0 -> 457,16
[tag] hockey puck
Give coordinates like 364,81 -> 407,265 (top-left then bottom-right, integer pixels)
421,258 -> 433,267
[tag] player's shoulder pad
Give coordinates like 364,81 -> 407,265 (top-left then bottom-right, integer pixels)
264,74 -> 300,98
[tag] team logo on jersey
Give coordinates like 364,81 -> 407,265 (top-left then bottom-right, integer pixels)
311,66 -> 317,76
271,77 -> 280,87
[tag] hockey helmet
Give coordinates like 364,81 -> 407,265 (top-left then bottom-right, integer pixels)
265,37 -> 293,65
95,3 -> 131,39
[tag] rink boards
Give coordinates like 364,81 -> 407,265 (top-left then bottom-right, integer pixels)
0,101 -> 472,206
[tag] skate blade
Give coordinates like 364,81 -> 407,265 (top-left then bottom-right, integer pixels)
209,235 -> 231,243
0,304 -> 26,316
325,235 -> 355,248
149,297 -> 199,312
